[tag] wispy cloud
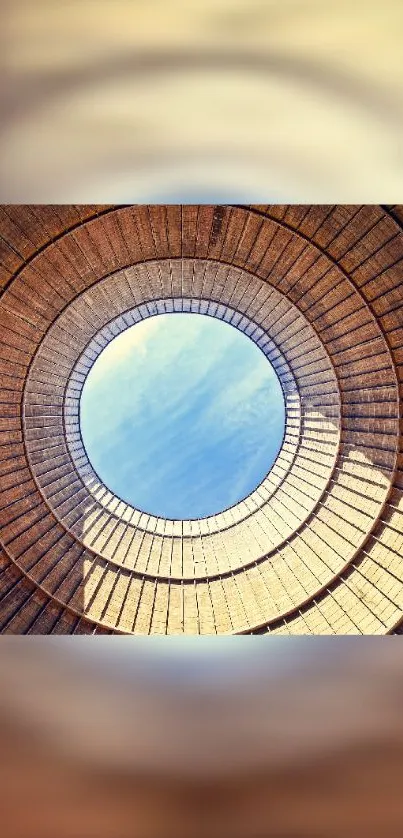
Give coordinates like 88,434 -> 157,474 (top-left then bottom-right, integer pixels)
87,316 -> 163,383
80,314 -> 285,518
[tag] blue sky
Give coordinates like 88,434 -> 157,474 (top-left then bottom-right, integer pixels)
80,313 -> 285,519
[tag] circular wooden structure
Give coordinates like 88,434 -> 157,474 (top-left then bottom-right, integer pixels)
0,204 -> 402,633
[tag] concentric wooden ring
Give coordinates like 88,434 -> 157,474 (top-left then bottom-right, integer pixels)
0,205 -> 401,634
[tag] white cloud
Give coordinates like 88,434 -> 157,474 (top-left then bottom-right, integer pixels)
87,316 -> 164,382
80,313 -> 286,517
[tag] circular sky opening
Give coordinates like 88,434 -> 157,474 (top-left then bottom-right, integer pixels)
80,313 -> 285,519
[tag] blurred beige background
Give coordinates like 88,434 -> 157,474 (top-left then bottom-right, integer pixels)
1,0 -> 402,201
2,639 -> 403,837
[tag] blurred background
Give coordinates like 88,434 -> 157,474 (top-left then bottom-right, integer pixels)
2,638 -> 403,837
1,3 -> 403,835
0,0 -> 402,202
